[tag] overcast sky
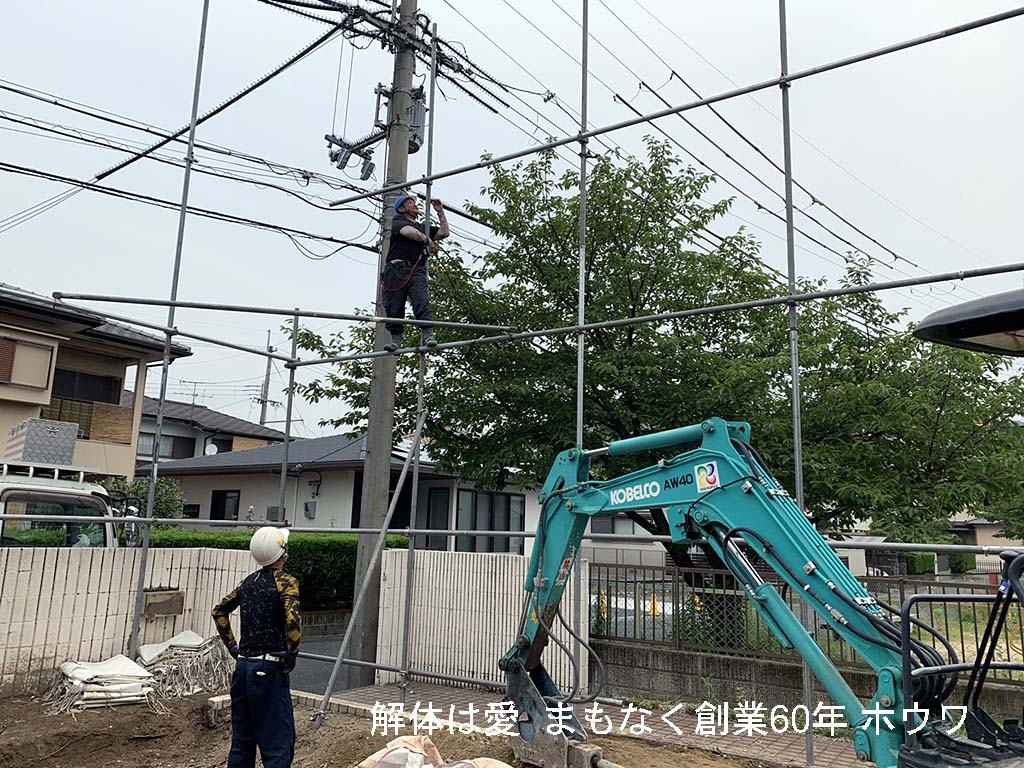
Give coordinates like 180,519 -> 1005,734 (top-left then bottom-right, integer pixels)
2,1 -> 1022,438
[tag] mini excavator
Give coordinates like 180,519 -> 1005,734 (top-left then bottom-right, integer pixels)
502,289 -> 1024,768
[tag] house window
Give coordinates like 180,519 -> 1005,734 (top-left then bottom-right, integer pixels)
182,504 -> 200,519
138,433 -> 196,459
210,490 -> 240,521
415,488 -> 450,551
211,437 -> 233,455
456,490 -> 525,555
52,368 -> 121,404
0,337 -> 53,389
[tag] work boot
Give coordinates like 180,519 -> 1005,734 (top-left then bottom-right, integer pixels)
383,332 -> 403,353
421,331 -> 437,348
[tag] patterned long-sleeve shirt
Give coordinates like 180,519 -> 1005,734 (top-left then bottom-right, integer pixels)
212,568 -> 301,656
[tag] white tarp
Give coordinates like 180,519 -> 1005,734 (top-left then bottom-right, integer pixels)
356,736 -> 513,768
47,654 -> 156,712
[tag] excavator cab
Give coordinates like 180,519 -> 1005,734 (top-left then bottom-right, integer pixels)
500,289 -> 1024,768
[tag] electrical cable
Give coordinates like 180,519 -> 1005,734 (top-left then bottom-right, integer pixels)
0,160 -> 380,263
624,0 -> 1001,269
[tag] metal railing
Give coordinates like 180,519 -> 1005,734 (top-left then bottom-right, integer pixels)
589,563 -> 1024,686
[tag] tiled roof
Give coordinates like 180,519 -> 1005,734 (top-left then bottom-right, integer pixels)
123,392 -> 285,440
0,282 -> 190,357
138,433 -> 442,477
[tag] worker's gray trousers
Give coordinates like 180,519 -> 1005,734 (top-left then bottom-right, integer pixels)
382,262 -> 433,339
228,657 -> 295,768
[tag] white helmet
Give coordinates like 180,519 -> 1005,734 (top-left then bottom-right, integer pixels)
250,526 -> 289,567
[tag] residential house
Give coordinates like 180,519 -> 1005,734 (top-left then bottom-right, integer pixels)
952,514 -> 1024,572
0,283 -> 190,478
122,393 -> 284,468
141,433 -> 664,564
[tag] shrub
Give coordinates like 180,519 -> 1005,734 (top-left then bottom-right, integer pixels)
948,552 -> 977,574
903,552 -> 936,576
148,529 -> 408,611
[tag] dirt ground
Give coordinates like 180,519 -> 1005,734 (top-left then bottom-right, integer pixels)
0,694 -> 761,768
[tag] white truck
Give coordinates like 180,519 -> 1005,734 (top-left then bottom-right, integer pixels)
0,462 -> 139,549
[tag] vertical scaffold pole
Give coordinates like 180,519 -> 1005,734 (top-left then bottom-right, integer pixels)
128,0 -> 211,660
778,1 -> 813,765
278,311 -> 299,520
399,352 -> 427,706
573,0 -> 591,698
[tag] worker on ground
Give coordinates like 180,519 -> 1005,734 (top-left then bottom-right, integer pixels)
212,526 -> 301,768
382,192 -> 449,352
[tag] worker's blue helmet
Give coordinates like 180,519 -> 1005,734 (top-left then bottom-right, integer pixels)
394,194 -> 414,213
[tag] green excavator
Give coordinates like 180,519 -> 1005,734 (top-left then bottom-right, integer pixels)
501,289 -> 1024,768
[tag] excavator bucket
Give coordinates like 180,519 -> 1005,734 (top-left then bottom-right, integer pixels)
505,658 -> 586,768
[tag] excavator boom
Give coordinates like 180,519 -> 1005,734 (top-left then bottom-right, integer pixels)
501,419 -> 1024,768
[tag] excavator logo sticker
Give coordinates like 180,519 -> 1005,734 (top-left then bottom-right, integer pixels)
695,462 -> 720,493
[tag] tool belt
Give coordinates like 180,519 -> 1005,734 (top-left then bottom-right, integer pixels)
389,258 -> 421,268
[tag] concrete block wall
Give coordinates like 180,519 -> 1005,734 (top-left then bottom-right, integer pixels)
594,640 -> 1024,723
0,546 -> 250,697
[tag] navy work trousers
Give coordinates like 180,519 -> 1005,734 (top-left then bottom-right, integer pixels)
228,657 -> 296,768
382,262 -> 433,338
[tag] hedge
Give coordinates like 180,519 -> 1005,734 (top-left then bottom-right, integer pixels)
949,552 -> 977,574
903,552 -> 936,576
148,529 -> 408,611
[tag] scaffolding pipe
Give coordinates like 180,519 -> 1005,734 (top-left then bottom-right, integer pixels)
776,0 -> 812,762
297,651 -> 626,706
53,293 -> 515,333
573,0 -> 590,704
398,19 -> 437,709
399,353 -> 428,706
288,260 -> 1024,368
278,312 -> 299,521
327,6 -> 1024,208
53,302 -> 298,362
310,410 -> 428,730
1,514 -> 1018,555
127,0 -> 210,662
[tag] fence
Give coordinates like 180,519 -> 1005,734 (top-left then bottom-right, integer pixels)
589,563 -> 1024,686
376,549 -> 589,691
0,546 -> 250,696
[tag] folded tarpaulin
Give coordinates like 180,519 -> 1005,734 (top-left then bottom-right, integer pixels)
60,654 -> 152,684
137,630 -> 212,666
356,737 -> 513,768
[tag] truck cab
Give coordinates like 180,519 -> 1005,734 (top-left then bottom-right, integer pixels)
0,462 -> 120,549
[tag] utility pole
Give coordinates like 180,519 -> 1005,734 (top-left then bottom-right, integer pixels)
259,329 -> 275,426
344,0 -> 418,689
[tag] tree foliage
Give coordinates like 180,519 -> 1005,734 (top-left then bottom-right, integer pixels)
297,139 -> 1024,542
102,476 -> 185,520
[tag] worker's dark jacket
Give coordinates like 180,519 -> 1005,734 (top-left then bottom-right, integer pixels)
387,215 -> 440,266
212,569 -> 301,656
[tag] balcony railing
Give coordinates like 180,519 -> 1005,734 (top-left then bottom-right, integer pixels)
40,398 -> 133,444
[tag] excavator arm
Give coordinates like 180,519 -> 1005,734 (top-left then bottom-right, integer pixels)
501,418 -> 1024,768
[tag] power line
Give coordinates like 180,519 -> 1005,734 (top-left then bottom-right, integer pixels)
430,0 -> 933,322
624,0 -> 1000,269
0,160 -> 380,263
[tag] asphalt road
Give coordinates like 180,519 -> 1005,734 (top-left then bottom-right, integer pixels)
292,635 -> 342,695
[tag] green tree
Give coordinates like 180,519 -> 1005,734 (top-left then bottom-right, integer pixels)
101,476 -> 185,521
296,139 -> 1024,542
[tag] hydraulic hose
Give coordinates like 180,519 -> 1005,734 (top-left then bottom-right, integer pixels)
556,605 -> 606,704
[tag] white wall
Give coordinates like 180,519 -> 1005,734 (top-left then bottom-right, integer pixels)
175,470 -> 355,528
377,550 -> 589,691
0,547 -> 250,696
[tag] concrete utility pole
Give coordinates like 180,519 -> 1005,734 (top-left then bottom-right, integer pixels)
259,329 -> 275,426
343,0 -> 419,689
